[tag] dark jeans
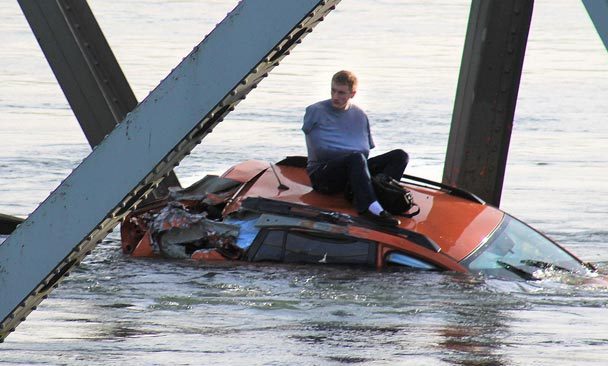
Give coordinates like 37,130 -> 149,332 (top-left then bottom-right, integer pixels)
309,149 -> 409,212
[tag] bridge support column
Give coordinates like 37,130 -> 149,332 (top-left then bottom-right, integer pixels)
443,0 -> 534,206
17,0 -> 179,194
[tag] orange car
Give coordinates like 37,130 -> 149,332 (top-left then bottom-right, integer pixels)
121,157 -> 597,281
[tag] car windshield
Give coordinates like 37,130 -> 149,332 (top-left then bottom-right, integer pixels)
461,215 -> 590,280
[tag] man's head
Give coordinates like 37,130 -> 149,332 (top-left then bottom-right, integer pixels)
330,70 -> 357,110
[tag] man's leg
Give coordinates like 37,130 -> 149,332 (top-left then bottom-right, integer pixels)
309,152 -> 400,226
368,149 -> 409,180
309,153 -> 376,212
344,153 -> 377,213
308,155 -> 350,194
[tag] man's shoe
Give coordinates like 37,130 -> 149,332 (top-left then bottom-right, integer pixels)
361,210 -> 400,227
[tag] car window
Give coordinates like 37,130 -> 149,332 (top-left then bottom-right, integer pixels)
248,229 -> 376,266
385,252 -> 438,270
462,215 -> 590,279
285,231 -> 376,265
250,230 -> 285,262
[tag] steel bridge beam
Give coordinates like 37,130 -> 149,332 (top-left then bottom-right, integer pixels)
17,0 -> 179,195
583,0 -> 608,51
0,0 -> 340,341
443,0 -> 534,207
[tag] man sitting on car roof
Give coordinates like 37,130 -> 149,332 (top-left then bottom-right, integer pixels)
302,70 -> 408,226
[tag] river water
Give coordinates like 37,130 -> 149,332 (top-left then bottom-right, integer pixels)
1,1 -> 608,365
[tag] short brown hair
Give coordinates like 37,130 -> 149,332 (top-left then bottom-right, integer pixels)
332,70 -> 358,92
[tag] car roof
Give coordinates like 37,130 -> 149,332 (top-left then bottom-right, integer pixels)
222,160 -> 504,262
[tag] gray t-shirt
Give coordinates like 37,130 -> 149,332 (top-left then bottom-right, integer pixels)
302,99 -> 375,174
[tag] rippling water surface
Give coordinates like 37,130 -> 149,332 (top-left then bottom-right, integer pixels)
1,1 -> 608,365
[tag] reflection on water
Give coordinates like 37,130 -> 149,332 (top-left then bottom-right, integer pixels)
2,0 -> 608,364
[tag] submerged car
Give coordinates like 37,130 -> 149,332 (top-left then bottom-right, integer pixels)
120,157 -> 599,281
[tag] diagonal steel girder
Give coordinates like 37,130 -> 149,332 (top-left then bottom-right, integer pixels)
0,0 -> 340,342
17,0 -> 180,196
583,0 -> 608,52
